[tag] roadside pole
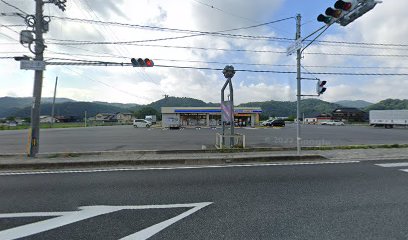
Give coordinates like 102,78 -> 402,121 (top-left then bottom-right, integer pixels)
221,65 -> 235,148
51,76 -> 58,127
29,0 -> 45,157
296,14 -> 302,156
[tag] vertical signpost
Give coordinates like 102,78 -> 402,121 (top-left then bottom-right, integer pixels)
221,65 -> 235,148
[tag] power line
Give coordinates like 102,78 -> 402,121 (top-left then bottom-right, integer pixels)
61,65 -> 153,102
50,15 -> 294,35
44,41 -> 408,58
45,60 -> 408,76
42,54 -> 408,70
0,0 -> 28,15
48,15 -> 294,43
191,0 -> 258,23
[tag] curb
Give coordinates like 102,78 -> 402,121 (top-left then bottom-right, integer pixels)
1,143 -> 408,159
0,154 -> 325,170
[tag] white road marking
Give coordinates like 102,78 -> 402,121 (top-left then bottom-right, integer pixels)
120,202 -> 212,240
0,202 -> 212,240
400,169 -> 408,173
0,160 -> 360,176
375,162 -> 408,168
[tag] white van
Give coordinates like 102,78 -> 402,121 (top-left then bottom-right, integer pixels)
133,119 -> 151,128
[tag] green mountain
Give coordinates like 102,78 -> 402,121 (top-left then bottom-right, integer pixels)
335,100 -> 373,109
0,97 -> 75,118
93,101 -> 141,109
365,99 -> 408,111
12,102 -> 126,118
145,96 -> 218,112
7,96 -> 402,120
240,99 -> 342,119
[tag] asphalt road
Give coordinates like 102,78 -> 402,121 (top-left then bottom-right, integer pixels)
0,159 -> 408,239
1,124 -> 408,154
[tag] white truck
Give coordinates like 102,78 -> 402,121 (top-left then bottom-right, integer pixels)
145,115 -> 157,124
369,110 -> 408,128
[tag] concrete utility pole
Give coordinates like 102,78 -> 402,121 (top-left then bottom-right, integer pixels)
51,76 -> 58,127
296,14 -> 302,156
29,0 -> 45,157
21,0 -> 66,157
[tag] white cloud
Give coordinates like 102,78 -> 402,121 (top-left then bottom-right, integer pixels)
1,0 -> 407,106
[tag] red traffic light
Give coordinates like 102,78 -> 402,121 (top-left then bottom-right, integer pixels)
144,58 -> 154,67
335,0 -> 353,11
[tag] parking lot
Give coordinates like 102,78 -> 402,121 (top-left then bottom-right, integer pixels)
0,124 -> 408,154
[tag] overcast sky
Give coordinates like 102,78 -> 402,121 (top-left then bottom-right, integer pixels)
0,0 -> 406,104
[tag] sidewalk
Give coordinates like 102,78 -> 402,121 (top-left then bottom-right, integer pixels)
0,147 -> 407,170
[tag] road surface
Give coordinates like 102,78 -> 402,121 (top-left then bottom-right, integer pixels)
1,124 -> 408,153
0,159 -> 408,239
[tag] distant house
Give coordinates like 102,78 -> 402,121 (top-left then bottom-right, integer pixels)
93,112 -> 134,124
55,116 -> 81,123
116,112 -> 133,124
304,117 -> 318,124
332,108 -> 368,122
316,113 -> 332,123
40,115 -> 58,123
94,113 -> 117,123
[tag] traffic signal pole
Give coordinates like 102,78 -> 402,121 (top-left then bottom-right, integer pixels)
29,0 -> 45,157
296,14 -> 302,156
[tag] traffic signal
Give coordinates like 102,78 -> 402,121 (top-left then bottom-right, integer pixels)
316,80 -> 327,96
338,0 -> 382,26
131,58 -> 154,67
318,0 -> 357,25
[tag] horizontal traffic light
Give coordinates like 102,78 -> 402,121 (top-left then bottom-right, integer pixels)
131,58 -> 154,67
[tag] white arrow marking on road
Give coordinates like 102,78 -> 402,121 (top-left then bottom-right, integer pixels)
0,202 -> 213,240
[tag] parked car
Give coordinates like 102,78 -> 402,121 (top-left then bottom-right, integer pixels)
133,119 -> 151,128
320,120 -> 344,126
265,119 -> 285,127
261,119 -> 273,126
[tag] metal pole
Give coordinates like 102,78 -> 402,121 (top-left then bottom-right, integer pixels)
29,0 -> 44,157
296,14 -> 302,156
228,78 -> 234,147
84,111 -> 87,127
221,79 -> 229,138
51,76 -> 58,127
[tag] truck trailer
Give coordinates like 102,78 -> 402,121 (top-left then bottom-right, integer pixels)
369,110 -> 408,128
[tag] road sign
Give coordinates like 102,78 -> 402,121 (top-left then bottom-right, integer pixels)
20,60 -> 46,71
221,101 -> 233,123
286,38 -> 303,56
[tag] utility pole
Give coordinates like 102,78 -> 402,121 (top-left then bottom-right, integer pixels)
28,0 -> 45,157
51,76 -> 58,127
18,0 -> 66,157
296,14 -> 302,156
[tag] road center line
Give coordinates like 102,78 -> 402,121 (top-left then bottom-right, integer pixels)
0,160 -> 360,176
